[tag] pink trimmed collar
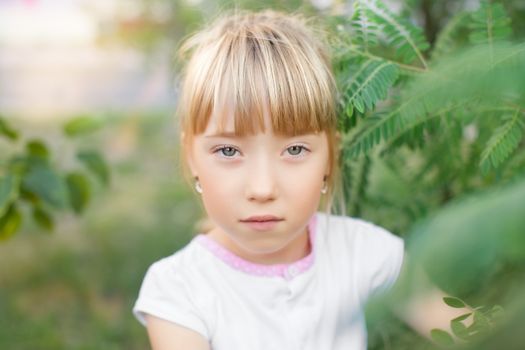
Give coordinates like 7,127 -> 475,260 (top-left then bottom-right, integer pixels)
194,213 -> 317,280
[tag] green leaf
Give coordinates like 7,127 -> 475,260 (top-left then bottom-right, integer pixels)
0,204 -> 22,240
452,313 -> 472,323
432,12 -> 470,59
65,172 -> 91,215
32,206 -> 54,231
7,155 -> 30,176
352,43 -> 525,159
430,329 -> 454,346
352,0 -> 380,52
469,0 -> 512,46
26,139 -> 49,160
77,150 -> 110,186
0,174 -> 20,218
0,117 -> 19,141
340,58 -> 399,117
361,0 -> 429,67
22,164 -> 69,209
466,310 -> 492,339
480,110 -> 524,173
451,318 -> 469,340
487,305 -> 504,320
444,296 -> 466,308
63,115 -> 105,137
473,310 -> 490,330
408,177 -> 525,296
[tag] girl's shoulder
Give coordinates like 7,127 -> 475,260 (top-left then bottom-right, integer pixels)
133,238 -> 213,339
314,212 -> 405,297
144,237 -> 210,280
315,211 -> 405,270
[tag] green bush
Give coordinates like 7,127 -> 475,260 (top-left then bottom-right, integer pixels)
330,0 -> 524,348
0,115 -> 110,240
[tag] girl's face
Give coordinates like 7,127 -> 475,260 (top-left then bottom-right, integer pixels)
186,110 -> 330,264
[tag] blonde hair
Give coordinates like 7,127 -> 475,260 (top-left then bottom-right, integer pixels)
176,9 -> 343,224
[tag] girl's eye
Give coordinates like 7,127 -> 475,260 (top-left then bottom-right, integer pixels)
286,145 -> 308,156
213,145 -> 307,158
215,146 -> 239,158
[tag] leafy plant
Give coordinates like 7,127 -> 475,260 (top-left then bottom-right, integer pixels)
330,0 -> 524,219
431,296 -> 505,346
329,0 -> 524,347
0,115 -> 111,240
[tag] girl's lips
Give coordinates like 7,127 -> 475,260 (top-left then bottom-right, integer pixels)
240,215 -> 283,222
241,219 -> 282,231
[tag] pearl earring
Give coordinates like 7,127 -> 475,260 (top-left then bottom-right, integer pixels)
321,176 -> 328,194
194,176 -> 202,194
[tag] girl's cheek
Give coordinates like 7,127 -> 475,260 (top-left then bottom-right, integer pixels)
202,170 -> 239,196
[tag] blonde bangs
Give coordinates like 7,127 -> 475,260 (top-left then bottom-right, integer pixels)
178,10 -> 337,138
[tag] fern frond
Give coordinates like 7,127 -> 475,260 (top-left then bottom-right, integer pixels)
404,43 -> 525,114
351,0 -> 380,53
339,42 -> 525,160
362,0 -> 430,67
480,109 -> 524,173
345,46 -> 427,74
432,12 -> 469,60
379,108 -> 459,157
504,142 -> 525,177
326,15 -> 354,59
339,58 -> 399,117
344,85 -> 471,159
344,112 -> 401,158
469,0 -> 512,46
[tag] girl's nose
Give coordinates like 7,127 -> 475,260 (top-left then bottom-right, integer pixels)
245,158 -> 278,202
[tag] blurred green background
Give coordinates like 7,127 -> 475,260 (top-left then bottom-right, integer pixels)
0,113 -> 202,349
1,0 -> 524,349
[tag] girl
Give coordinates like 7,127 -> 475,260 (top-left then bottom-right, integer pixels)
133,9 -> 469,350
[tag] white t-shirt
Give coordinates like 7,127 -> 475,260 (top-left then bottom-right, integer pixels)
133,212 -> 405,350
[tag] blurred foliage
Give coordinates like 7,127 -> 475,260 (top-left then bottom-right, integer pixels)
0,115 -> 111,240
99,0 -> 525,57
329,0 -> 525,348
97,0 -> 321,55
409,176 -> 524,348
0,112 -> 202,349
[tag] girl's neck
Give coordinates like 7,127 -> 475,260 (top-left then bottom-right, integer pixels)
206,226 -> 311,266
